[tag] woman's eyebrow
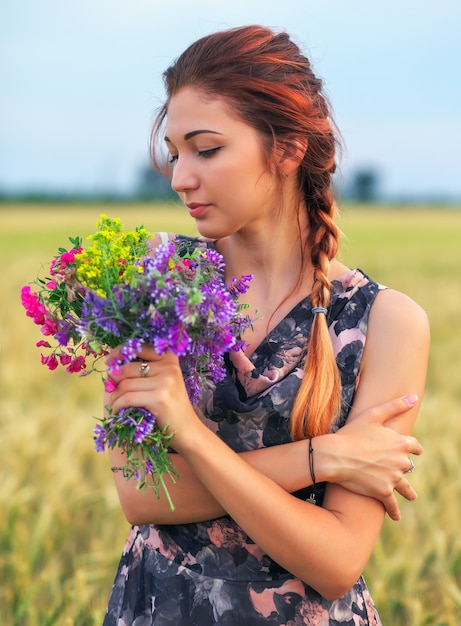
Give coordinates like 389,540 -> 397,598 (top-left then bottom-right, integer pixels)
164,129 -> 223,143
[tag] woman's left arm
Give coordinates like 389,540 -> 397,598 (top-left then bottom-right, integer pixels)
108,289 -> 429,600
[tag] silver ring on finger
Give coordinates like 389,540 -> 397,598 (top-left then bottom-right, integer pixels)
139,362 -> 150,378
404,458 -> 416,474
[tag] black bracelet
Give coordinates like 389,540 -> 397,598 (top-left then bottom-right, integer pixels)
308,438 -> 316,486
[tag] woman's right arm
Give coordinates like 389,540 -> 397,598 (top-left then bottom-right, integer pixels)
108,394 -> 422,525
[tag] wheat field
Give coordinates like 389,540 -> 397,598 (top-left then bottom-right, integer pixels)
1,202 -> 460,625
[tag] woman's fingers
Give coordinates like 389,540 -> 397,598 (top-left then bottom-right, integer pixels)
103,349 -> 194,436
381,493 -> 401,522
394,477 -> 417,502
107,350 -> 178,384
356,395 -> 418,427
334,397 -> 424,520
406,435 -> 424,457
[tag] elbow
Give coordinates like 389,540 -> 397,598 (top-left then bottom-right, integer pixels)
123,508 -> 146,527
301,564 -> 364,602
122,503 -> 166,526
114,487 -> 158,526
119,498 -> 145,526
319,580 -> 359,602
112,477 -> 173,525
119,495 -> 169,526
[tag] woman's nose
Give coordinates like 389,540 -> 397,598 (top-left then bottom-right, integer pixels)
170,157 -> 199,193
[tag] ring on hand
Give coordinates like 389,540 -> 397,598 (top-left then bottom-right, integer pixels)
404,458 -> 416,474
139,362 -> 150,378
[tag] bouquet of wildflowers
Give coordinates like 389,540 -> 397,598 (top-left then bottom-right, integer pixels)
21,215 -> 252,510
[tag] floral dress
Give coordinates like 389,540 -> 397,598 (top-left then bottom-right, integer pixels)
103,237 -> 384,626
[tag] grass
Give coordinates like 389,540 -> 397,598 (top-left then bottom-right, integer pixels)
1,202 -> 460,625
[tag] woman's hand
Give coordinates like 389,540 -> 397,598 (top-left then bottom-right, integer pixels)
318,395 -> 424,521
105,345 -> 200,444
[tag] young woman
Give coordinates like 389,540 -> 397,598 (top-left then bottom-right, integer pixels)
103,25 -> 429,625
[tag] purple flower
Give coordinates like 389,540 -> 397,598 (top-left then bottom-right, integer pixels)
184,376 -> 203,405
174,291 -> 202,324
152,335 -> 170,354
81,290 -> 105,317
55,321 -> 73,346
203,248 -> 226,273
93,423 -> 107,452
144,458 -> 155,474
169,322 -> 191,355
106,357 -> 122,376
134,411 -> 156,444
227,273 -> 253,297
119,338 -> 144,362
148,241 -> 175,272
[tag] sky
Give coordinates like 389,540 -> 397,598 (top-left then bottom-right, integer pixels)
1,0 -> 460,200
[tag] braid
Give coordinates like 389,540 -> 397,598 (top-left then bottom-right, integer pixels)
290,95 -> 342,439
290,190 -> 342,439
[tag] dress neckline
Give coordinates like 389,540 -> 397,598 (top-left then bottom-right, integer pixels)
244,267 -> 361,362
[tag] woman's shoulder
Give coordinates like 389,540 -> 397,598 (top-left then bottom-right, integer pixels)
371,287 -> 429,334
332,265 -> 428,333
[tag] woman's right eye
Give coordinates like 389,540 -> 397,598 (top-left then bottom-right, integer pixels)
198,147 -> 222,158
168,154 -> 178,164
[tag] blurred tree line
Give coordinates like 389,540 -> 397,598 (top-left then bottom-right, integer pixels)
0,165 -> 382,204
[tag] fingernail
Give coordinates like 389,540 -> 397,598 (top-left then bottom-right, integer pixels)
404,394 -> 418,406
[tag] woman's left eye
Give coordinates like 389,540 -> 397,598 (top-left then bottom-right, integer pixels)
198,147 -> 222,158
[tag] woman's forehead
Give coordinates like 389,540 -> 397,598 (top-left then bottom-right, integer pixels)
164,89 -> 246,140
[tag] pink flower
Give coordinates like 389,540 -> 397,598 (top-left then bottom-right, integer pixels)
41,317 -> 59,336
49,247 -> 82,275
20,284 -> 33,306
60,248 -> 82,269
34,308 -> 47,325
21,285 -> 47,324
67,356 -> 86,373
41,354 -> 59,370
59,353 -> 73,366
36,340 -> 51,348
104,378 -> 116,393
45,280 -> 57,290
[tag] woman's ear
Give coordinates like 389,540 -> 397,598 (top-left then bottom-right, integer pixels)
278,137 -> 308,176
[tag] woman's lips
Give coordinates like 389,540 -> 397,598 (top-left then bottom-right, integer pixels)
187,204 -> 209,218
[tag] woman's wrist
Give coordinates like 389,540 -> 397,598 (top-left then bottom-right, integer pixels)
308,434 -> 340,485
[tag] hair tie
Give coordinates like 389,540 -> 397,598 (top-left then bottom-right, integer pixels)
312,307 -> 327,315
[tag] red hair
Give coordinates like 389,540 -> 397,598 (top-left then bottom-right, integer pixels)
152,25 -> 342,438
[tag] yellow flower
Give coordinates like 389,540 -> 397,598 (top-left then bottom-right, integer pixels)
73,215 -> 150,297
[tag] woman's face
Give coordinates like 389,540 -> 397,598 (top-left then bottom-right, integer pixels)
164,86 -> 280,240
